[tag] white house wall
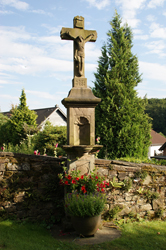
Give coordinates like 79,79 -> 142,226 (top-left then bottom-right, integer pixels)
148,145 -> 163,158
40,110 -> 66,130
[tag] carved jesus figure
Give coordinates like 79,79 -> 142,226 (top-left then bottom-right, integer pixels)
65,32 -> 94,76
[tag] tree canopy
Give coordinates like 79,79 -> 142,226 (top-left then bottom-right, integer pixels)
145,98 -> 166,136
1,89 -> 38,145
92,11 -> 152,159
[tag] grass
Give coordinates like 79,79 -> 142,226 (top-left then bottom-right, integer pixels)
0,219 -> 166,250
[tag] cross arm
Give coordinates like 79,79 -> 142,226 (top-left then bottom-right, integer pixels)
60,27 -> 97,42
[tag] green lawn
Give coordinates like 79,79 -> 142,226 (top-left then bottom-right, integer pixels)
0,219 -> 165,250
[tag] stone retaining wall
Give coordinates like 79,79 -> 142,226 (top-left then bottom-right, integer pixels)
0,152 -> 166,222
95,159 -> 166,220
0,152 -> 66,223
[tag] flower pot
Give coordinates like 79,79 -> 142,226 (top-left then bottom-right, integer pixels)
71,214 -> 101,237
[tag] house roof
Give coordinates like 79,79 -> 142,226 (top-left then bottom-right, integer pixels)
2,104 -> 67,126
159,142 -> 166,151
33,105 -> 67,125
150,129 -> 166,146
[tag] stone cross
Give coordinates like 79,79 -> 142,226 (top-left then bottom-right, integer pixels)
60,16 -> 97,85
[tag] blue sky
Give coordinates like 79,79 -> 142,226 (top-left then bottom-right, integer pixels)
0,0 -> 166,113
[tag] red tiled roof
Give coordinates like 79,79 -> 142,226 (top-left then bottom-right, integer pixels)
150,129 -> 166,146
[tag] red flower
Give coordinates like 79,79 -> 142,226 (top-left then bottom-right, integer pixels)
81,185 -> 87,193
97,188 -> 100,192
81,175 -> 84,179
64,180 -> 69,185
95,176 -> 98,180
68,175 -> 72,180
76,177 -> 79,181
72,179 -> 76,184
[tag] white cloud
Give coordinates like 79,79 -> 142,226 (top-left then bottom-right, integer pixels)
0,94 -> 18,100
0,10 -> 13,14
0,25 -> 101,78
139,61 -> 166,81
144,40 -> 166,57
0,0 -> 29,11
0,80 -> 8,84
26,90 -> 57,100
134,34 -> 149,40
41,24 -> 63,34
146,14 -> 156,22
150,22 -> 166,39
115,0 -> 147,28
31,9 -> 52,16
84,0 -> 110,10
147,0 -> 165,8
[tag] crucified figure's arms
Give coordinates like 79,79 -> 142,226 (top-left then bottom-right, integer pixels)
60,30 -> 74,40
84,33 -> 95,43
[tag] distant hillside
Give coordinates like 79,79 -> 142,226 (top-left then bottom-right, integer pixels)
145,98 -> 166,136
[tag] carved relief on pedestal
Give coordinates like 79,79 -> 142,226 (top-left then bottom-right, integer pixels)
74,116 -> 90,145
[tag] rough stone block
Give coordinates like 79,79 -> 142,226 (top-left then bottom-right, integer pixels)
0,163 -> 5,171
130,205 -> 140,214
21,163 -> 30,171
14,192 -> 25,203
7,163 -> 20,171
140,204 -> 152,211
152,198 -> 164,210
137,198 -> 146,205
97,167 -> 109,176
118,172 -> 128,180
108,170 -> 117,178
125,193 -> 132,201
143,174 -> 152,185
119,206 -> 131,216
128,172 -> 134,177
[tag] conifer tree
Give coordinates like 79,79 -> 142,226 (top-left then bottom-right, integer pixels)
92,11 -> 151,159
8,89 -> 38,145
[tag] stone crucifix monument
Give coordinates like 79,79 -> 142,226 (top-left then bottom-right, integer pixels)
61,16 -> 102,174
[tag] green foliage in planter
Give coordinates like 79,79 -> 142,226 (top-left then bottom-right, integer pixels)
64,192 -> 106,218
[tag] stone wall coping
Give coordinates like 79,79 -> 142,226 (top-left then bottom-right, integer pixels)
0,152 -> 67,163
95,158 -> 166,172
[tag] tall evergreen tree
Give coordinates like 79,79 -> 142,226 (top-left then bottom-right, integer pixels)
92,11 -> 151,159
8,89 -> 38,145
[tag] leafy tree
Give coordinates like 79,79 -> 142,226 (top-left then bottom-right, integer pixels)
92,11 -> 151,159
145,98 -> 166,136
7,89 -> 38,145
0,112 -> 10,146
33,121 -> 67,156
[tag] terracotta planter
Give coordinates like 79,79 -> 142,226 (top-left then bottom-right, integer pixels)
71,214 -> 101,236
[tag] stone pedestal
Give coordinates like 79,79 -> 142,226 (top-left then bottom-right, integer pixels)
62,78 -> 102,174
63,145 -> 102,174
